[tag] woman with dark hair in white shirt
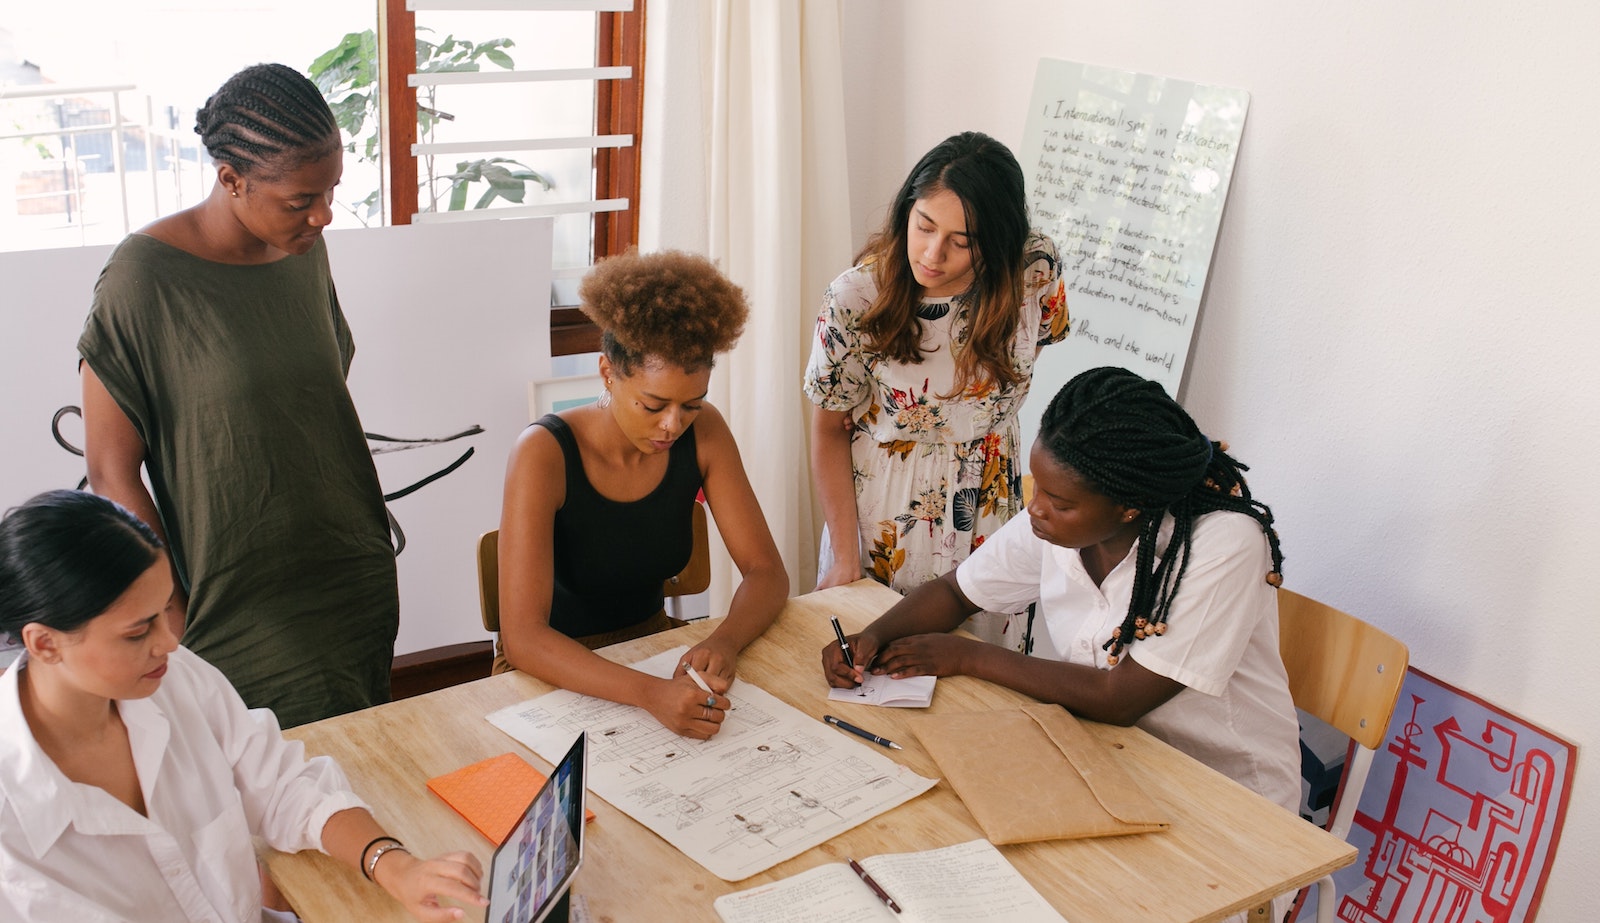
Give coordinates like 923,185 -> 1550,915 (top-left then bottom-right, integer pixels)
0,490 -> 486,923
822,366 -> 1303,921
823,366 -> 1301,812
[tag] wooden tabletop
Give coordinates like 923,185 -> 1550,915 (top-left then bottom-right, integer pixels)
264,580 -> 1355,922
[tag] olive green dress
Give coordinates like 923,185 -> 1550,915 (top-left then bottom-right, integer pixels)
78,234 -> 398,727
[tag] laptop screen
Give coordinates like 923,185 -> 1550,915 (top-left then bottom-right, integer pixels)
485,733 -> 587,923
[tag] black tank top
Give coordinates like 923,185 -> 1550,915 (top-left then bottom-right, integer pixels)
534,413 -> 702,638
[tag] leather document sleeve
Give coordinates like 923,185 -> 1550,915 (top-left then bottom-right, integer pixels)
912,703 -> 1171,844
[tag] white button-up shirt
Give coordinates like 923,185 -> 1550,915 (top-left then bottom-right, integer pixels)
0,646 -> 368,922
957,510 -> 1302,815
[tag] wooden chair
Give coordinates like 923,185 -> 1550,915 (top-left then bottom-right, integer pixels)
662,500 -> 713,619
1272,587 -> 1409,923
476,501 -> 712,633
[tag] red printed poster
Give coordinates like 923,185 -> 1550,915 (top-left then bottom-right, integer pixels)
1294,667 -> 1575,922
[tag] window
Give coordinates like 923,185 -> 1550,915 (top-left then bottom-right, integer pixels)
0,1 -> 378,251
376,0 -> 646,355
2,0 -> 644,358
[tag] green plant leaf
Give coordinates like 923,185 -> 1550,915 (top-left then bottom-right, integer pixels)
309,31 -> 377,98
311,27 -> 537,218
327,92 -> 369,138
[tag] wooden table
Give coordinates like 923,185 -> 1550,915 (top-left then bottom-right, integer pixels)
264,580 -> 1355,922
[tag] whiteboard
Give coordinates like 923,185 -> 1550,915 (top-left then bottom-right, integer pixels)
1016,59 -> 1249,445
0,219 -> 553,655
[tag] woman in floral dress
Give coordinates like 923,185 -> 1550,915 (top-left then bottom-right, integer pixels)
805,131 -> 1069,646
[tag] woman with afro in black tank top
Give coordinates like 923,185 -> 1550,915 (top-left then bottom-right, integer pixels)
496,249 -> 788,740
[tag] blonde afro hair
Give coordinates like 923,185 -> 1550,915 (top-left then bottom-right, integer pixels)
579,248 -> 749,375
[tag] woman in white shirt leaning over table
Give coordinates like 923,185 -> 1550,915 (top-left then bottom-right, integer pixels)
823,366 -> 1302,816
822,366 -> 1304,920
0,489 -> 487,923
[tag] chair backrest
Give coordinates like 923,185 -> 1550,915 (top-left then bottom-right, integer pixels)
1276,587 -> 1408,923
1276,587 -> 1408,751
476,502 -> 712,634
664,501 -> 712,598
477,528 -> 501,632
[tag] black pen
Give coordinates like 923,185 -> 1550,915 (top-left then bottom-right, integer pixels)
830,616 -> 856,671
848,857 -> 903,914
823,714 -> 902,750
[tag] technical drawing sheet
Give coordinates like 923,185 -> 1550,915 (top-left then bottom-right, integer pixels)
486,646 -> 937,881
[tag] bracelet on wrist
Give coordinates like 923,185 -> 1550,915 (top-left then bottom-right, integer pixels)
366,842 -> 410,883
360,836 -> 405,882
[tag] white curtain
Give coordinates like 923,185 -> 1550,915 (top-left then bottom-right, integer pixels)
641,0 -> 854,609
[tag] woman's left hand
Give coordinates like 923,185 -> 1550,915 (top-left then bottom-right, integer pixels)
680,637 -> 739,690
372,849 -> 487,922
871,633 -> 978,679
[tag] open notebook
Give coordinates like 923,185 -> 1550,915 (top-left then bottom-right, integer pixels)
826,672 -> 936,708
714,839 -> 1066,922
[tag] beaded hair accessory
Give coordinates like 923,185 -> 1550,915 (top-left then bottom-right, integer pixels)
1097,437 -> 1284,667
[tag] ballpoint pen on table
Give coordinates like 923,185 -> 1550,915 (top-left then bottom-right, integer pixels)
822,714 -> 902,750
847,857 -> 903,914
830,615 -> 856,671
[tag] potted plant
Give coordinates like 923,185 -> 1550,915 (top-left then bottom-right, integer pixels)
308,28 -> 554,224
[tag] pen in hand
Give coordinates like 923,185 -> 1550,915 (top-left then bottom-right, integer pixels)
848,857 -> 903,914
830,616 -> 856,672
683,664 -> 715,694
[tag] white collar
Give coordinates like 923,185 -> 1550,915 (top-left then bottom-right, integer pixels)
0,651 -> 172,856
1054,511 -> 1178,581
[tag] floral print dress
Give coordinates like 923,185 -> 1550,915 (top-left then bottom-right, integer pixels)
804,231 -> 1069,645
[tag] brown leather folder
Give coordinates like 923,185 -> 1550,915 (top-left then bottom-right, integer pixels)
912,703 -> 1170,844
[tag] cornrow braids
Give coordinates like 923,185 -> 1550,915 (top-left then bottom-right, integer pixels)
194,63 -> 339,178
1037,367 -> 1284,666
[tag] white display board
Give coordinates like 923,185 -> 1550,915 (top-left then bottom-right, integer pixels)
331,220 -> 553,655
0,219 -> 553,655
1016,59 -> 1248,442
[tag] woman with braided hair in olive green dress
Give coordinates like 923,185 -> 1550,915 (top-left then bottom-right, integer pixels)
79,63 -> 397,728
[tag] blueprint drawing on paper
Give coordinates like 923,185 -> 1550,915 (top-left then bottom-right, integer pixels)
487,647 -> 937,880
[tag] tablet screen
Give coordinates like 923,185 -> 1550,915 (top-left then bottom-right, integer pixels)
485,733 -> 587,923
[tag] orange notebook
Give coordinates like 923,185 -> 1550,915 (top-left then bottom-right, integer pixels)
426,752 -> 595,844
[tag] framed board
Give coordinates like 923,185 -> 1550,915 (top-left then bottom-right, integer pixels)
1016,59 -> 1249,449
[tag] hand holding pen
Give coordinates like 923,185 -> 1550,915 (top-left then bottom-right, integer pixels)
830,616 -> 855,671
646,659 -> 730,741
822,619 -> 881,689
677,639 -> 737,687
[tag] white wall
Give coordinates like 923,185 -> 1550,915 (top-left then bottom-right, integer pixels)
840,1 -> 1597,914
